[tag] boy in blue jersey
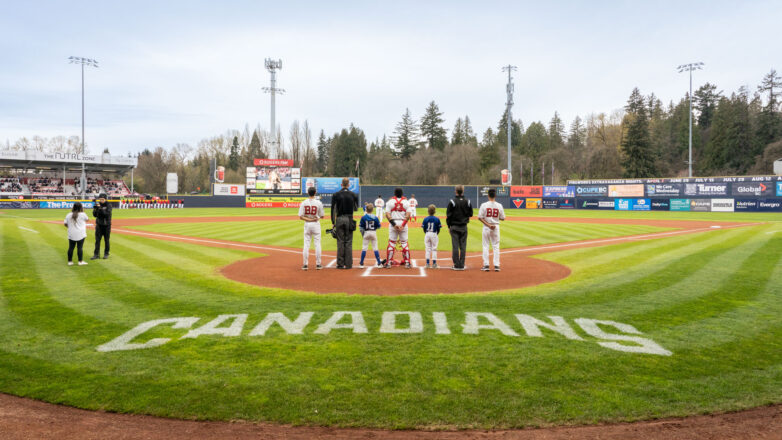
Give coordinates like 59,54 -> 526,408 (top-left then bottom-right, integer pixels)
421,204 -> 442,269
359,204 -> 383,268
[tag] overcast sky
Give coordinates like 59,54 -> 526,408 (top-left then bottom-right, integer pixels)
1,1 -> 780,156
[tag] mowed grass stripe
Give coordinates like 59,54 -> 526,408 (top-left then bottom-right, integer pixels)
0,222 -> 127,340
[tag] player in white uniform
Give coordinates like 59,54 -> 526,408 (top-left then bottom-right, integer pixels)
384,187 -> 412,268
408,194 -> 418,222
298,186 -> 325,270
477,188 -> 505,272
374,195 -> 384,223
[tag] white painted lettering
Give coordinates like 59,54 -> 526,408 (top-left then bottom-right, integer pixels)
574,318 -> 672,356
380,312 -> 423,334
181,314 -> 248,339
248,312 -> 314,336
313,311 -> 368,334
96,317 -> 200,352
462,312 -> 519,336
515,314 -> 583,340
432,312 -> 451,334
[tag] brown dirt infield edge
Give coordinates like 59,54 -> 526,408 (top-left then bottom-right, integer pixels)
4,215 -> 777,439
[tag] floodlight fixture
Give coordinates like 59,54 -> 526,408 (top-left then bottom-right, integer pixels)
677,61 -> 705,178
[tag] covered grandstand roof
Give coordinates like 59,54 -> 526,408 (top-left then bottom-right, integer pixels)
0,150 -> 137,173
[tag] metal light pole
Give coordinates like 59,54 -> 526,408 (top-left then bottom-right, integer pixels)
502,65 -> 517,185
69,56 -> 99,197
677,62 -> 703,178
263,59 -> 284,154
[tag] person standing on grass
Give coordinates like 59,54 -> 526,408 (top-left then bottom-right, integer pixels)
298,186 -> 325,270
92,192 -> 112,260
446,185 -> 473,270
64,202 -> 89,266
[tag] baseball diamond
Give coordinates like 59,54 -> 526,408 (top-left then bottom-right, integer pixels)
1,206 -> 781,440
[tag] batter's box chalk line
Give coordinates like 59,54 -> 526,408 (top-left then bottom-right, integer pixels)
322,258 -> 428,277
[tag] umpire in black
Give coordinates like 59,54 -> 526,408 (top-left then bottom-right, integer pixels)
330,178 -> 358,269
446,184 -> 473,270
92,192 -> 112,260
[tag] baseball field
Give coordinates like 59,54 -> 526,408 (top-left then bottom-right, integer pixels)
0,207 -> 781,431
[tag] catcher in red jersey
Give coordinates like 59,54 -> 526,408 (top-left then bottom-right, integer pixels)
383,187 -> 412,268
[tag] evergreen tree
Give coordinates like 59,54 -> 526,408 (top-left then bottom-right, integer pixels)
520,122 -> 548,160
548,112 -> 565,150
463,115 -> 477,145
329,125 -> 368,177
393,108 -> 419,158
419,101 -> 448,150
694,83 -> 722,128
380,134 -> 392,151
248,130 -> 264,160
316,130 -> 328,173
451,117 -> 465,145
703,91 -> 758,173
756,69 -> 782,146
478,128 -> 500,173
228,136 -> 240,171
497,109 -> 523,153
621,88 -> 657,178
567,116 -> 586,150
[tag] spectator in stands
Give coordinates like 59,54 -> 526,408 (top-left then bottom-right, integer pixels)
92,193 -> 112,260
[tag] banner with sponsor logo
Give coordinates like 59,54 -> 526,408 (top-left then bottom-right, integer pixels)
650,199 -> 670,210
646,183 -> 683,197
542,199 -> 559,209
731,182 -> 775,197
615,198 -> 651,211
757,199 -> 782,212
710,198 -> 735,212
559,198 -> 575,209
670,199 -> 690,211
778,182 -> 782,196
734,199 -> 757,211
511,198 -> 526,209
690,199 -> 711,212
578,199 -> 614,209
525,198 -> 542,209
608,184 -> 644,198
245,196 -> 308,208
253,159 -> 294,167
302,177 -> 359,195
542,186 -> 575,198
615,199 -> 631,211
213,183 -> 246,196
575,185 -> 608,197
39,201 -> 95,209
480,186 -> 509,197
510,186 -> 543,197
684,183 -> 728,197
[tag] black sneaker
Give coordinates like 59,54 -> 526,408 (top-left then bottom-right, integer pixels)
494,266 -> 501,272
103,254 -> 109,259
316,265 -> 323,270
481,266 -> 490,271
90,255 -> 100,260
302,265 -> 308,271
405,262 -> 412,269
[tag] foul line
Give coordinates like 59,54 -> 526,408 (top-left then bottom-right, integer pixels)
17,226 -> 39,233
112,228 -> 307,256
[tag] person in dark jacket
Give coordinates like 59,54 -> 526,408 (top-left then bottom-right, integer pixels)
330,178 -> 358,269
445,185 -> 473,270
92,192 -> 112,259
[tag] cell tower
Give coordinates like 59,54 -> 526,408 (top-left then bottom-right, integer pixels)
262,58 -> 285,148
502,64 -> 517,185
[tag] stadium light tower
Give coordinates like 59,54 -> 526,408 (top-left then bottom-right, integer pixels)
677,62 -> 703,178
502,65 -> 517,185
262,59 -> 285,150
69,56 -> 99,197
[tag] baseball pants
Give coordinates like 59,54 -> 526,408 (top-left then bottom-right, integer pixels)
425,232 -> 438,262
449,225 -> 468,269
335,215 -> 353,268
362,230 -> 378,251
481,226 -> 500,268
302,222 -> 322,266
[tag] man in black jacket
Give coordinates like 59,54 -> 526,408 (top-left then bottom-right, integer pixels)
330,178 -> 358,269
92,193 -> 112,260
446,185 -> 473,270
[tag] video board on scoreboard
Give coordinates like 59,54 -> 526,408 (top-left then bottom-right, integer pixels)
246,159 -> 300,195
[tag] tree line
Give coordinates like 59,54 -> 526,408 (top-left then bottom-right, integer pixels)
5,70 -> 780,193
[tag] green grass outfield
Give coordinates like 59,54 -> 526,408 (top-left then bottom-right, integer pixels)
0,207 -> 781,429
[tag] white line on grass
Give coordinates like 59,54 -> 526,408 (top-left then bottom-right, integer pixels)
112,228 -> 304,255
17,226 -> 39,233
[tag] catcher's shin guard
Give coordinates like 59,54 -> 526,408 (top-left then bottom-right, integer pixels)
386,240 -> 396,262
401,242 -> 411,264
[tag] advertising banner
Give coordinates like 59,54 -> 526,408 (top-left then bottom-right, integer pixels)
166,173 -> 178,193
632,199 -> 651,211
598,200 -> 615,209
575,185 -> 608,197
542,199 -> 559,209
608,184 -> 645,198
778,182 -> 782,196
559,198 -> 575,209
254,159 -> 294,166
245,196 -> 308,208
511,198 -> 526,209
646,183 -> 683,197
684,183 -> 729,197
302,177 -> 359,195
731,182 -> 775,197
650,199 -> 670,210
525,198 -> 542,209
213,183 -> 246,196
734,199 -> 758,211
510,186 -> 543,197
670,199 -> 690,211
690,199 -> 711,212
757,199 -> 782,212
711,198 -> 735,212
580,200 -> 599,209
480,186 -> 509,197
39,201 -> 95,209
543,186 -> 575,198
615,199 -> 632,211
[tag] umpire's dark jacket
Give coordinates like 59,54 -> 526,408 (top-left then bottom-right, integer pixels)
330,188 -> 358,223
93,201 -> 113,225
446,195 -> 473,227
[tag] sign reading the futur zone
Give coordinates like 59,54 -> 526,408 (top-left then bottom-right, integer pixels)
96,311 -> 672,356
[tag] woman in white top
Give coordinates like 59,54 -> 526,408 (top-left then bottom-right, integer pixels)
64,202 -> 89,266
